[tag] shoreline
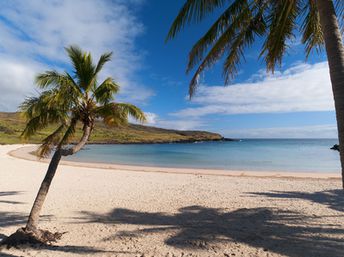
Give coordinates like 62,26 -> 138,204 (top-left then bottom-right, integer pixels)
1,144 -> 343,257
8,144 -> 341,180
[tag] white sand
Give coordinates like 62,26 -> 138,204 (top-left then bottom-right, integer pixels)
0,144 -> 343,257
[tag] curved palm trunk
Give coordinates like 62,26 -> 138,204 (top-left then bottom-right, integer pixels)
316,0 -> 344,189
26,150 -> 62,231
25,125 -> 92,231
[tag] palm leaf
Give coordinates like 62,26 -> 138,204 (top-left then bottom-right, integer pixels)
36,71 -> 83,108
95,52 -> 113,75
65,45 -> 84,79
260,0 -> 301,72
93,77 -> 120,104
166,0 -> 226,41
187,1 -> 254,96
116,103 -> 146,123
20,92 -> 68,139
38,124 -> 66,158
59,118 -> 78,146
187,0 -> 249,73
65,45 -> 96,92
96,103 -> 146,127
21,109 -> 66,140
19,96 -> 41,120
223,5 -> 267,83
301,0 -> 324,58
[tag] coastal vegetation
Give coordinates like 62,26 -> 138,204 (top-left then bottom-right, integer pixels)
167,0 -> 344,188
0,112 -> 223,145
2,46 -> 146,246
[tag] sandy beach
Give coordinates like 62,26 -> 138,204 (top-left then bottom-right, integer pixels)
1,144 -> 343,257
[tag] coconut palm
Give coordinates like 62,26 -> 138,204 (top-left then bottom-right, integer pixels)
167,0 -> 344,187
3,45 -> 146,244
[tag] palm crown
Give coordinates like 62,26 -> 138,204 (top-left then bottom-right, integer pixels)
20,46 -> 146,157
167,0 -> 343,96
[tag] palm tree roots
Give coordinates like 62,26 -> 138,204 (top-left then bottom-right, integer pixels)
0,227 -> 64,248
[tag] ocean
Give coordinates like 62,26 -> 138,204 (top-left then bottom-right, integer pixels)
65,139 -> 340,173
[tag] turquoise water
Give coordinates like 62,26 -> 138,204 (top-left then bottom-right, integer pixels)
66,139 -> 340,173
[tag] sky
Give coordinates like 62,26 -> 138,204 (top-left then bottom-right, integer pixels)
0,0 -> 339,138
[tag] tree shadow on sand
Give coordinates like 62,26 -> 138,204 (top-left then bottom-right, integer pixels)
2,244 -> 133,255
0,191 -> 116,255
0,191 -> 53,228
0,212 -> 27,229
0,232 -> 126,255
0,191 -> 24,205
0,253 -> 21,257
0,243 -> 133,256
247,189 -> 344,212
0,191 -> 27,229
79,206 -> 344,257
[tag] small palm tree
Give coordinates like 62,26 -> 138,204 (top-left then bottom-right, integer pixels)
167,0 -> 344,187
3,46 -> 146,244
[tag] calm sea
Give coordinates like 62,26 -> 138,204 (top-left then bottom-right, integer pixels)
65,139 -> 340,173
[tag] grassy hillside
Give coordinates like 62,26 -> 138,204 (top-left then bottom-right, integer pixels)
0,112 -> 224,144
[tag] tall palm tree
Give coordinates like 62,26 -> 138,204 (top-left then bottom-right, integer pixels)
167,0 -> 344,188
3,45 -> 146,244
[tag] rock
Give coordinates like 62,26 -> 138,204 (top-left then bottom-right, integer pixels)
330,144 -> 340,152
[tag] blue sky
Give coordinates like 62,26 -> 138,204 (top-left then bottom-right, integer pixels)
0,0 -> 338,138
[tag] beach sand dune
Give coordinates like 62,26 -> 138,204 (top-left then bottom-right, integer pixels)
0,145 -> 343,257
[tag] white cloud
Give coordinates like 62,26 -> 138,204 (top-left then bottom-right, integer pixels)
0,0 -> 153,111
130,112 -> 204,130
0,57 -> 46,111
139,112 -> 337,137
154,119 -> 205,131
128,112 -> 158,125
173,62 -> 334,117
144,112 -> 158,125
222,125 -> 338,139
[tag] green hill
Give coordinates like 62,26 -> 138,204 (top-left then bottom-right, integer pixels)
0,112 -> 225,144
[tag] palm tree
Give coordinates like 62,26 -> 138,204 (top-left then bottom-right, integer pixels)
3,45 -> 146,245
167,0 -> 344,188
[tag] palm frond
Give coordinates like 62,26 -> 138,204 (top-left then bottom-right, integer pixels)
19,96 -> 41,120
59,118 -> 78,146
260,0 -> 301,72
35,71 -> 83,107
65,72 -> 83,95
301,0 -> 324,58
65,45 -> 96,92
223,5 -> 267,83
19,92 -> 68,139
96,103 -> 146,127
93,77 -> 120,104
116,103 -> 146,123
187,0 -> 249,73
95,52 -> 113,75
19,91 -> 64,119
36,71 -> 63,89
38,124 -> 66,158
187,1 -> 254,96
166,0 -> 226,41
21,109 -> 66,140
20,115 -> 45,140
65,45 -> 83,78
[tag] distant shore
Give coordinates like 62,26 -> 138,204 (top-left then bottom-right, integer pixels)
0,112 -> 228,145
9,144 -> 341,179
67,137 -> 238,145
